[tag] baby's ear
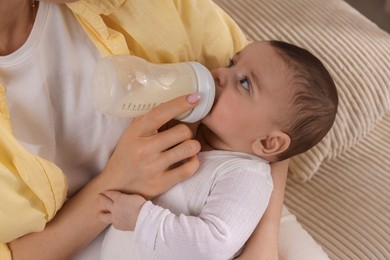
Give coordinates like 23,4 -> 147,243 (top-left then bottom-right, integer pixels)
251,131 -> 291,160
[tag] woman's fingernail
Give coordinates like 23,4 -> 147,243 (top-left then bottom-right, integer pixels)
187,93 -> 201,104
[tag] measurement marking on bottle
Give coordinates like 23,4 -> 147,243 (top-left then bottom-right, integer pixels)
121,103 -> 158,111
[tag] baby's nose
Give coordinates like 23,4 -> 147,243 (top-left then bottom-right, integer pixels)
211,67 -> 229,87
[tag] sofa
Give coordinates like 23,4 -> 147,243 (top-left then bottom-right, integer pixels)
213,0 -> 390,259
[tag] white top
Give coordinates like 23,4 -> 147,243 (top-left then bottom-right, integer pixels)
101,150 -> 273,260
0,2 -> 130,196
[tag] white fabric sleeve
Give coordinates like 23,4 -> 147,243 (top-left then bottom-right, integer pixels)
133,167 -> 273,260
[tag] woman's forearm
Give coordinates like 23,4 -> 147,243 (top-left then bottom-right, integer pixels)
238,159 -> 289,260
9,173 -> 109,260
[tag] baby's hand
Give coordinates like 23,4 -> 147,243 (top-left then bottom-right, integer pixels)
99,190 -> 146,231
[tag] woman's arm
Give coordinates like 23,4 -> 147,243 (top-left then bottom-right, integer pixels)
8,95 -> 201,260
237,159 -> 289,260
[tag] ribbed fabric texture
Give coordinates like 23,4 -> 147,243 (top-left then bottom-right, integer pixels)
214,0 -> 390,259
285,112 -> 390,259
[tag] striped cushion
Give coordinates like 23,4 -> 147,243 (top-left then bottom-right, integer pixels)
285,113 -> 390,259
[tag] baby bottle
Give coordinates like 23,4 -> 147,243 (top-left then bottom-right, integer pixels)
92,55 -> 215,123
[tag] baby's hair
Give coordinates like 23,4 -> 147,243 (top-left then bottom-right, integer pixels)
269,40 -> 338,161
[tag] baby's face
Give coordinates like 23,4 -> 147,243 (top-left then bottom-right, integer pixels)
201,41 -> 292,154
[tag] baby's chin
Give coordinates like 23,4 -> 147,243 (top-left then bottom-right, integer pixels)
200,109 -> 214,125
200,116 -> 208,124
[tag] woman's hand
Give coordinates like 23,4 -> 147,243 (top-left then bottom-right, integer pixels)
101,94 -> 202,199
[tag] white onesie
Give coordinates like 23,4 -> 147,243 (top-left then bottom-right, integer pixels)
101,150 -> 273,260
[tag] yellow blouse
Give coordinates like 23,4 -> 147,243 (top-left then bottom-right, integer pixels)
0,0 -> 248,258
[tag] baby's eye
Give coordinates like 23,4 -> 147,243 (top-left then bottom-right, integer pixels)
240,78 -> 250,90
227,59 -> 235,68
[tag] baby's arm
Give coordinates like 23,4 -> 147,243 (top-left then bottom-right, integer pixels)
100,166 -> 273,260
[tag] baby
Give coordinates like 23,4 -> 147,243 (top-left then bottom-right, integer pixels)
98,40 -> 338,260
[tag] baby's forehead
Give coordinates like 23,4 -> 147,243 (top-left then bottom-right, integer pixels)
241,41 -> 290,67
241,41 -> 271,53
